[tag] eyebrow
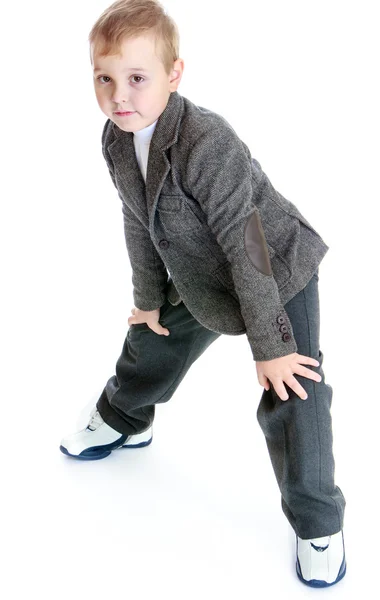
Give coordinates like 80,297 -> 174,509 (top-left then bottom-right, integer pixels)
93,66 -> 149,73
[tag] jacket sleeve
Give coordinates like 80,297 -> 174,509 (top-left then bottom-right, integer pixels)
186,125 -> 298,362
101,135 -> 168,312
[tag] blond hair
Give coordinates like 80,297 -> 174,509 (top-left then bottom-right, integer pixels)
88,0 -> 180,76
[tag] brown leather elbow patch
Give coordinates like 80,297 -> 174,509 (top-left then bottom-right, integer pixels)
244,211 -> 273,276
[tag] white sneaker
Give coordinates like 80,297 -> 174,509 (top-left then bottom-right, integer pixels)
296,529 -> 346,587
59,407 -> 153,460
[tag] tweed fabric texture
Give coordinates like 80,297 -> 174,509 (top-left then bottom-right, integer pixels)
101,91 -> 329,361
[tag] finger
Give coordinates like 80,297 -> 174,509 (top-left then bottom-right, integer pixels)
148,321 -> 170,336
156,320 -> 170,336
284,375 -> 308,400
272,380 -> 290,401
293,364 -> 322,383
297,354 -> 320,367
257,372 -> 270,390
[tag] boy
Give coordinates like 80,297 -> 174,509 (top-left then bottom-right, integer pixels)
60,0 -> 346,588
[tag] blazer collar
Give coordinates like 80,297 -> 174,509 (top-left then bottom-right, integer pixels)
108,91 -> 184,229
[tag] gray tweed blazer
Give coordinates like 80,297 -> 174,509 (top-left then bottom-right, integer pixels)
101,90 -> 328,361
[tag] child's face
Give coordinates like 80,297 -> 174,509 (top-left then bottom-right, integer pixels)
92,33 -> 183,132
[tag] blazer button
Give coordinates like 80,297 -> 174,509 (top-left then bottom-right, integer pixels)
159,239 -> 169,250
277,315 -> 286,324
279,324 -> 288,333
282,333 -> 291,342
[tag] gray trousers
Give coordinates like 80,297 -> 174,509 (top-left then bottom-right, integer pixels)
97,270 -> 346,539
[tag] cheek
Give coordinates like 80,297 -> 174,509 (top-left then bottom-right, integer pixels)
96,91 -> 109,108
95,85 -> 107,98
94,92 -> 110,115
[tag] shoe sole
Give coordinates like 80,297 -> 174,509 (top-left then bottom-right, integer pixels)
59,434 -> 153,461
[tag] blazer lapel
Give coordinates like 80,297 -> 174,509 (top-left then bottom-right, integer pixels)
107,91 -> 184,234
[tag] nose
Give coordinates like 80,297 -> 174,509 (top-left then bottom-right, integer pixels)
111,84 -> 129,106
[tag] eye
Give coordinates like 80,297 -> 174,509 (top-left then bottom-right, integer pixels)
97,75 -> 111,84
96,75 -> 144,84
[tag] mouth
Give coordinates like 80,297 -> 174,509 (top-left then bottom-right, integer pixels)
114,111 -> 136,116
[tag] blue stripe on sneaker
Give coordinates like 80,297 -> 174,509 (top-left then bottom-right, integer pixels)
121,436 -> 153,448
59,445 -> 111,460
310,542 -> 329,552
59,434 -> 128,460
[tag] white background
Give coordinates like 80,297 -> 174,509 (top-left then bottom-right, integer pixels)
1,0 -> 379,597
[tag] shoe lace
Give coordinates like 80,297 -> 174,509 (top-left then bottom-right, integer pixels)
86,409 -> 104,431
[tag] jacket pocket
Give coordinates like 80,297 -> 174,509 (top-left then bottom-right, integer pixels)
157,195 -> 203,233
266,243 -> 292,290
264,190 -> 320,236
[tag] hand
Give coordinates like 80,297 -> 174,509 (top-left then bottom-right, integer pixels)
255,352 -> 322,401
127,307 -> 170,336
